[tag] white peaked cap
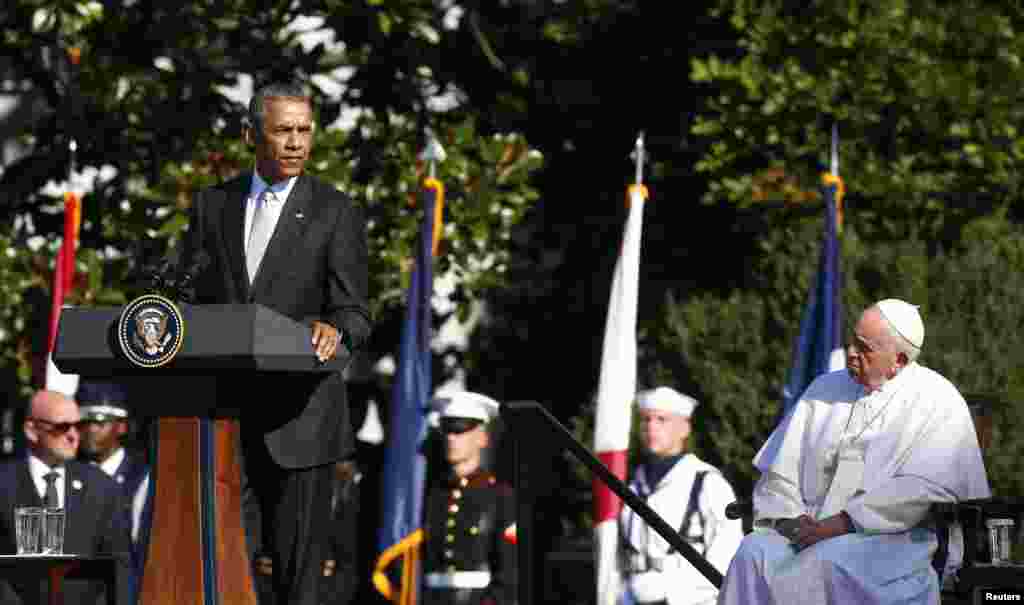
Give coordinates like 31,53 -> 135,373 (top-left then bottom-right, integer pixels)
876,298 -> 925,349
637,387 -> 698,417
435,391 -> 501,423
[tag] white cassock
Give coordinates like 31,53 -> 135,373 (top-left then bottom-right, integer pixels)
619,454 -> 745,605
717,363 -> 991,605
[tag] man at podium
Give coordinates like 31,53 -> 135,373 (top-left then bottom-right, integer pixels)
175,79 -> 371,605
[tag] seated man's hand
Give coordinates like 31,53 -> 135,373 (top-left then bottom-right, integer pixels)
793,513 -> 853,551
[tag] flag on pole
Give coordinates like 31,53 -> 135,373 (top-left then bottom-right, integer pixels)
373,176 -> 445,605
45,190 -> 82,396
779,173 -> 845,417
594,181 -> 647,605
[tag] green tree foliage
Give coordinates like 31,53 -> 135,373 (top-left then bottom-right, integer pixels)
691,1 -> 1024,239
0,1 -> 541,395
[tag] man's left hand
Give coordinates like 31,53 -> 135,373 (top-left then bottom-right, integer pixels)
792,513 -> 852,550
311,321 -> 341,362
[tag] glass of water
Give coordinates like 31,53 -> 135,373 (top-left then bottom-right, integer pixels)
14,506 -> 43,555
40,508 -> 65,555
987,517 -> 1016,566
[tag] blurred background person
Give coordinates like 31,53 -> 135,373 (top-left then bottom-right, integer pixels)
76,380 -> 151,595
618,387 -> 743,605
421,391 -> 517,605
319,456 -> 362,605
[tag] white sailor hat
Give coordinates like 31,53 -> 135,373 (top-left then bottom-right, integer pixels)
435,391 -> 501,423
876,298 -> 924,349
636,387 -> 698,417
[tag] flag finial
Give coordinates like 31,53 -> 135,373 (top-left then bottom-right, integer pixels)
420,131 -> 447,179
68,138 -> 77,178
830,122 -> 839,178
630,131 -> 646,186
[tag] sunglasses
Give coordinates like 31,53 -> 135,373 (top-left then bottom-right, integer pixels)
29,417 -> 83,435
440,418 -> 483,435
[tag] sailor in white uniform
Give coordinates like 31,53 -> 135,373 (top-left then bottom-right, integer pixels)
619,387 -> 744,605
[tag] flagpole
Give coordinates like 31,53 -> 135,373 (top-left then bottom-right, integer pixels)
374,135 -> 447,605
422,129 -> 446,181
594,132 -> 648,605
633,131 -> 646,186
778,125 -> 845,420
830,122 -> 839,177
420,131 -> 446,257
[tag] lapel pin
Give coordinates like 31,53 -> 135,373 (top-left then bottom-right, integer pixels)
72,479 -> 83,490
295,211 -> 305,220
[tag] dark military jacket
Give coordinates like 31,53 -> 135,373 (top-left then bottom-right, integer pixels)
421,470 -> 516,605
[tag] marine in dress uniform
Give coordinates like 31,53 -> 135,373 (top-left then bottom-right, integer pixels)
618,387 -> 743,605
422,392 -> 517,605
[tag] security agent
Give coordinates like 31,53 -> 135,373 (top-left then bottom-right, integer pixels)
76,380 -> 151,590
422,392 -> 517,605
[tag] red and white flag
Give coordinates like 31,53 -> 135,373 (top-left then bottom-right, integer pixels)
594,183 -> 647,605
44,191 -> 82,396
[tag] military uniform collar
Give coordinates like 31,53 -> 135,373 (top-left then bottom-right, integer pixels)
448,468 -> 496,488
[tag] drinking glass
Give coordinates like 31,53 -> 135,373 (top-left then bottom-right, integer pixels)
14,506 -> 43,555
40,508 -> 65,555
986,517 -> 1016,566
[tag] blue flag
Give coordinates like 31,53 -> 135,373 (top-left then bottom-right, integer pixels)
780,177 -> 844,416
373,180 -> 442,604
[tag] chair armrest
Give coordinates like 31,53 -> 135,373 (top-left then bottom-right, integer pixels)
725,499 -> 752,521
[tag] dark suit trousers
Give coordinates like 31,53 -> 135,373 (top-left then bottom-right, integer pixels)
241,428 -> 333,605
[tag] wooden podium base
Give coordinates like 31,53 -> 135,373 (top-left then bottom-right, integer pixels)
140,418 -> 257,605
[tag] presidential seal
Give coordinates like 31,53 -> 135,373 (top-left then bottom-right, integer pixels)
116,294 -> 185,368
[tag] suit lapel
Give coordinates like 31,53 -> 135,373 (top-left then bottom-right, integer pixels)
63,463 -> 82,551
16,462 -> 40,507
249,174 -> 314,296
64,463 -> 79,514
221,174 -> 252,298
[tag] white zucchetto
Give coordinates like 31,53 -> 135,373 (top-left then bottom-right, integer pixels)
876,298 -> 924,349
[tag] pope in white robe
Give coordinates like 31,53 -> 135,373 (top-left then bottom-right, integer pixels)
717,299 -> 991,605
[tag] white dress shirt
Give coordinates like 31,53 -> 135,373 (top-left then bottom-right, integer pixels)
28,454 -> 65,509
97,446 -> 125,478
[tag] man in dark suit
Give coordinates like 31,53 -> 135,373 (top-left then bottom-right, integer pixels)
0,390 -> 131,605
176,79 -> 371,605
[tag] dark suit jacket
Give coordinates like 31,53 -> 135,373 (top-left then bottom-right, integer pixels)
179,173 -> 371,468
0,459 -> 132,605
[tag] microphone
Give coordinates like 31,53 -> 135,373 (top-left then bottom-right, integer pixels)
173,250 -> 210,304
140,257 -> 177,297
136,250 -> 209,304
